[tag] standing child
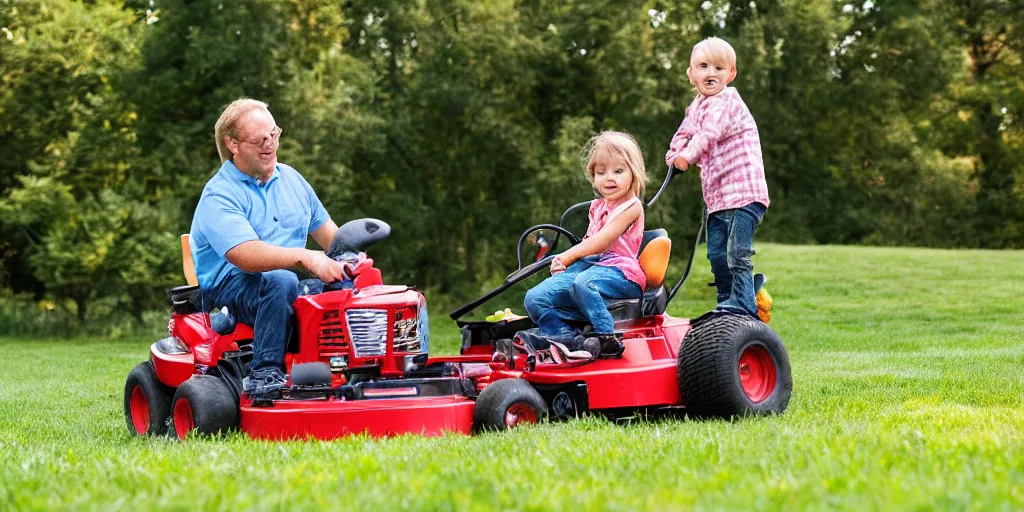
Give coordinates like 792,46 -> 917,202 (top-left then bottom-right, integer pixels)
524,131 -> 648,358
665,36 -> 771,321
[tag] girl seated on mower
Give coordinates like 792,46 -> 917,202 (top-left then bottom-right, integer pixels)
523,131 -> 648,359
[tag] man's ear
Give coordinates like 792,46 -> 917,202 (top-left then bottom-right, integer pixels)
224,135 -> 238,157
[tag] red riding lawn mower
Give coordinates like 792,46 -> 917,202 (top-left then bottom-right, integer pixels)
124,166 -> 792,440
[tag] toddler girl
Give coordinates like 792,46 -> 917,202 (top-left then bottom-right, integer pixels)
524,131 -> 648,358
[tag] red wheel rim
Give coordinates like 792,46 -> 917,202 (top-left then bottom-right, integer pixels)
129,385 -> 150,435
738,344 -> 777,403
504,402 -> 538,428
173,398 -> 194,440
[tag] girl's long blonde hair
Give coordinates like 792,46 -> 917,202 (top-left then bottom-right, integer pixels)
581,131 -> 648,198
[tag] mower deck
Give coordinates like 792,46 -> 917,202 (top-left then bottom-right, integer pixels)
239,395 -> 475,440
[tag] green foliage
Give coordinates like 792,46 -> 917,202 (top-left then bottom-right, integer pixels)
0,0 -> 180,322
0,0 -> 1022,328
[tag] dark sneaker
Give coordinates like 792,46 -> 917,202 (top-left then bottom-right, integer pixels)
595,334 -> 625,358
512,333 -> 537,355
581,337 -> 601,359
537,347 -> 559,365
492,338 -> 515,363
245,367 -> 287,397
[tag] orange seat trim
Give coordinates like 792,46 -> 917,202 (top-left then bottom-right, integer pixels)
638,237 -> 671,288
181,234 -> 198,287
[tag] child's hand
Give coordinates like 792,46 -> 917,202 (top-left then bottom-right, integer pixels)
549,256 -> 567,275
673,156 -> 690,171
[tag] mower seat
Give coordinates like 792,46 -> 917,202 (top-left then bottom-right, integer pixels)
606,229 -> 671,322
181,234 -> 198,287
168,234 -> 202,314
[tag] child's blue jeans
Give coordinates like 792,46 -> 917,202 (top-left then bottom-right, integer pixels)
707,202 -> 767,317
524,256 -> 642,335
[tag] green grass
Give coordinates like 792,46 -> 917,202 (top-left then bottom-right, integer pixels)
2,243 -> 1023,511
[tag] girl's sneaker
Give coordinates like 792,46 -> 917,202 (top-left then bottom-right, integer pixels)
550,341 -> 597,362
590,334 -> 624,358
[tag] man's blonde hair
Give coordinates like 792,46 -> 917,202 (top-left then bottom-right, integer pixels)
214,98 -> 269,163
581,131 -> 648,198
689,36 -> 737,70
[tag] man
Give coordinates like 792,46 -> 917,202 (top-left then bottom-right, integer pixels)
189,98 -> 344,396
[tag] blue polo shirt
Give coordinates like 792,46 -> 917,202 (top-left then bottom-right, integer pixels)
189,160 -> 330,291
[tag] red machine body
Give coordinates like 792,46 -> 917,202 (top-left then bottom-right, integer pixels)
128,208 -> 790,441
148,291 -> 694,439
502,317 -> 692,410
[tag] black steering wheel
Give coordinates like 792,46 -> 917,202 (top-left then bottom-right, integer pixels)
449,224 -> 581,320
515,224 -> 581,270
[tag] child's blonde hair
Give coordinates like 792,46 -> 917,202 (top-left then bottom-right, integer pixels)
581,131 -> 648,198
689,36 -> 737,70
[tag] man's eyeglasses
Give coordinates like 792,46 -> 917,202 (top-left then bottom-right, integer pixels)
235,126 -> 283,149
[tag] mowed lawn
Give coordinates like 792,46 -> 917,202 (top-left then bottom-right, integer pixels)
1,244 -> 1023,511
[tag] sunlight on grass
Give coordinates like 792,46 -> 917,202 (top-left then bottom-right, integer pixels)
1,244 -> 1023,510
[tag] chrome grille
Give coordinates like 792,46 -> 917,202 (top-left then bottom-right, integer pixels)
345,309 -> 388,357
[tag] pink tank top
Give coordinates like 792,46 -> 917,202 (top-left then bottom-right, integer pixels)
585,195 -> 646,291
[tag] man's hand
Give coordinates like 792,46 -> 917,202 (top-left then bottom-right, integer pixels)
550,255 -> 567,275
303,250 -> 345,283
673,156 -> 690,171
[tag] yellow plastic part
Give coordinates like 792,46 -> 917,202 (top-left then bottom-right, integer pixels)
485,308 -> 527,323
638,237 -> 671,288
181,234 -> 198,287
755,287 -> 773,324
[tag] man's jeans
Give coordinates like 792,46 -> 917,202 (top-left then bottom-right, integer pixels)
204,269 -> 299,375
524,256 -> 642,335
707,202 -> 766,317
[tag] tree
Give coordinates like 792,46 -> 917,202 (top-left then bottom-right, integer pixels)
0,1 -> 180,319
938,0 -> 1024,246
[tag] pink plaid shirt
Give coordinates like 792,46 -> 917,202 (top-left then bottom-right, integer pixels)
665,87 -> 769,214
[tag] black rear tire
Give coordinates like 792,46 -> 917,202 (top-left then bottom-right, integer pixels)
170,375 -> 239,440
678,312 -> 792,418
124,361 -> 174,436
474,378 -> 548,431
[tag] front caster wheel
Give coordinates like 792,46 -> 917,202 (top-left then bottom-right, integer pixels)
170,375 -> 239,440
474,378 -> 548,431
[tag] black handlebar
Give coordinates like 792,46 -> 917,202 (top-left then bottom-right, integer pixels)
646,165 -> 685,208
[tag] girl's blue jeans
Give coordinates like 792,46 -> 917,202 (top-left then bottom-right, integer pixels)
524,256 -> 642,335
707,202 -> 766,317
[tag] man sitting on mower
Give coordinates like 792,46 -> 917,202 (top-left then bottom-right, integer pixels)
189,98 -> 347,397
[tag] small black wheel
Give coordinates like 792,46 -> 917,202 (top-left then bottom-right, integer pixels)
170,375 -> 239,440
124,361 -> 174,436
474,378 -> 548,431
678,312 -> 792,418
